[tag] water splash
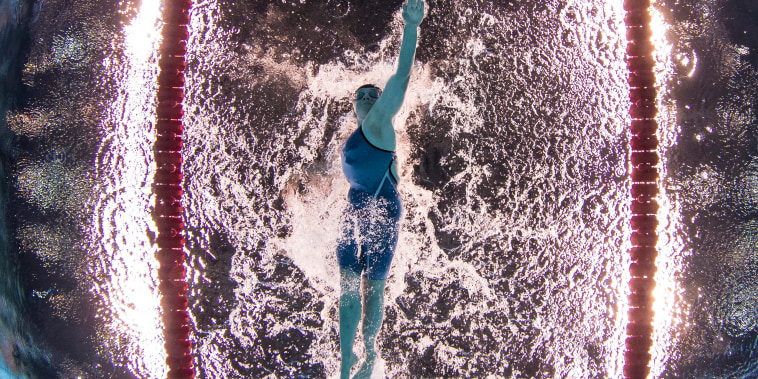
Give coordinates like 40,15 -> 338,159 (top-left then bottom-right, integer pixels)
182,1 -> 633,377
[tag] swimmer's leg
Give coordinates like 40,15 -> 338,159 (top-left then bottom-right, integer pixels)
354,277 -> 386,379
339,268 -> 361,379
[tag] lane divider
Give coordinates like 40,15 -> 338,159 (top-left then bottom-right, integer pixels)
624,0 -> 659,378
153,1 -> 194,378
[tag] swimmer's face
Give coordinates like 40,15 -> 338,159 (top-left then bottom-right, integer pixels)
353,87 -> 381,119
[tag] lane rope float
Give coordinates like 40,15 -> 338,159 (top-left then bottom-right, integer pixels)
153,0 -> 194,378
624,0 -> 659,378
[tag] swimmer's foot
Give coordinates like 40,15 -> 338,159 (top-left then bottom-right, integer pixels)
341,352 -> 358,379
352,351 -> 377,379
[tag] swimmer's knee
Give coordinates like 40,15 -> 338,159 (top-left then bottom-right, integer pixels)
340,268 -> 361,293
365,278 -> 386,297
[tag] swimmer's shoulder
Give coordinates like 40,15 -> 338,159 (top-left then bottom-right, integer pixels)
360,122 -> 396,152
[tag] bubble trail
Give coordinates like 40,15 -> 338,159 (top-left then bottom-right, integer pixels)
623,0 -> 660,378
153,0 -> 195,378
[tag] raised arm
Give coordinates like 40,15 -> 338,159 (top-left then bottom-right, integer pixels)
393,0 -> 424,84
363,0 -> 425,130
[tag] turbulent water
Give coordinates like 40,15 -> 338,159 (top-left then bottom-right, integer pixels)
0,0 -> 755,378
182,1 -> 631,377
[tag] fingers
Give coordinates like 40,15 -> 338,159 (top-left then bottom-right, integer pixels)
403,0 -> 424,22
405,0 -> 421,9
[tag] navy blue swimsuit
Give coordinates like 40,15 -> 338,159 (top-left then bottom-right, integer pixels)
337,126 -> 402,280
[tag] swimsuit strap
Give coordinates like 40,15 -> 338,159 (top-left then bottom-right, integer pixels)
373,158 -> 395,200
373,167 -> 390,200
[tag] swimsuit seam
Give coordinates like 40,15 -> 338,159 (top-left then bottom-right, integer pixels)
388,159 -> 398,184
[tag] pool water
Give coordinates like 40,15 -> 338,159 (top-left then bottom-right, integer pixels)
0,0 -> 756,378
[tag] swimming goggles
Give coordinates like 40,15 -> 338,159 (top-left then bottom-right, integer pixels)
355,89 -> 380,100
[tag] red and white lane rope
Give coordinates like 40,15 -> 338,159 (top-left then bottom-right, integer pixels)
624,0 -> 659,378
153,0 -> 194,378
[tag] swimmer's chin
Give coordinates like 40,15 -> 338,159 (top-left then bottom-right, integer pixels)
355,100 -> 377,118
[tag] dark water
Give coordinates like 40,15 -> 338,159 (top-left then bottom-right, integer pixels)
0,0 -> 59,377
0,0 -> 755,378
656,0 -> 758,377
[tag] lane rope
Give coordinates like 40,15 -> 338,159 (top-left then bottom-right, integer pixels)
153,1 -> 195,378
624,0 -> 659,378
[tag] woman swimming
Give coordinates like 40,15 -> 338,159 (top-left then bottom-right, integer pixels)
336,1 -> 425,378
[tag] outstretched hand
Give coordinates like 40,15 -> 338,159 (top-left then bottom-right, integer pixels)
402,0 -> 425,27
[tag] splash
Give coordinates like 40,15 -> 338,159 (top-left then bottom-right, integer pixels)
182,0 -> 633,377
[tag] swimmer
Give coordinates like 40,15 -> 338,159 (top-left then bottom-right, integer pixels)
336,1 -> 425,378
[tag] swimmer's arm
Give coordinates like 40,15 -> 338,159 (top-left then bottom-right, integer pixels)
364,1 -> 424,128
